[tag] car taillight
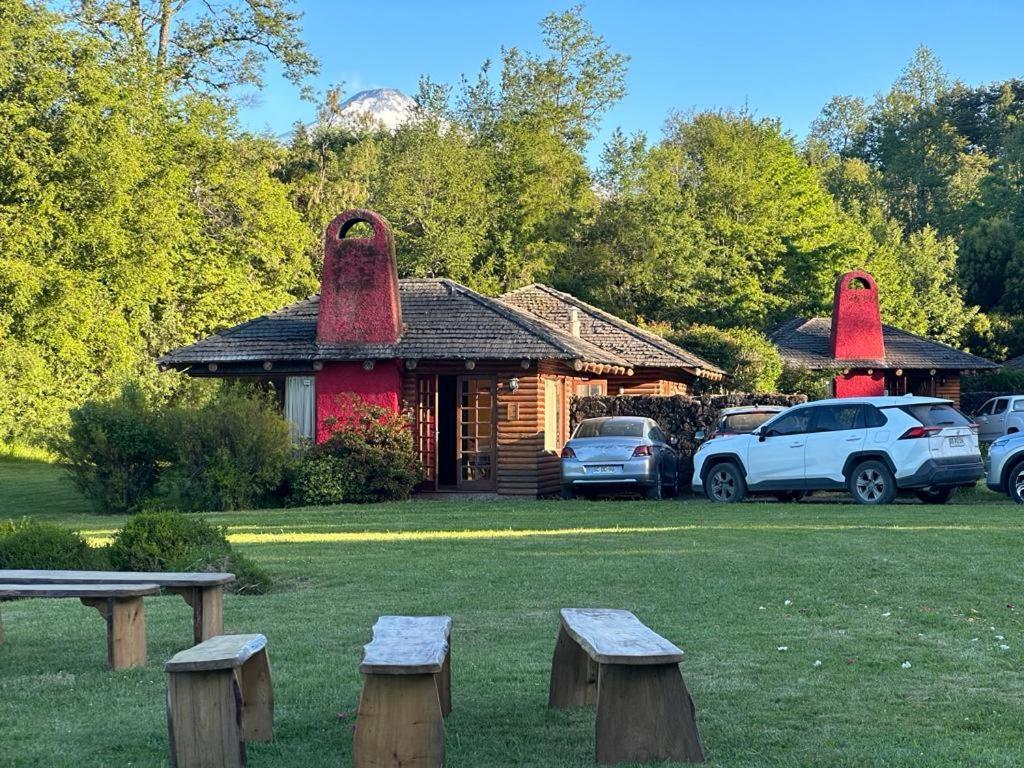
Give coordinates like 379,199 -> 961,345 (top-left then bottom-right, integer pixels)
560,446 -> 576,459
632,445 -> 653,457
899,426 -> 943,440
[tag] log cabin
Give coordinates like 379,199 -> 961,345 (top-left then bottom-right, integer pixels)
159,209 -> 724,496
769,270 -> 997,406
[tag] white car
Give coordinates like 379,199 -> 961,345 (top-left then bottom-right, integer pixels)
692,396 -> 983,505
973,395 -> 1024,443
985,432 -> 1024,503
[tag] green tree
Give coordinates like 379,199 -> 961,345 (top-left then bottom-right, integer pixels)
958,218 -> 1021,309
452,5 -> 627,288
554,130 -> 705,325
662,110 -> 847,327
0,1 -> 313,444
671,325 -> 783,392
68,0 -> 318,94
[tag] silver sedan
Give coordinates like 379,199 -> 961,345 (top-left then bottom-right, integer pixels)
560,416 -> 679,500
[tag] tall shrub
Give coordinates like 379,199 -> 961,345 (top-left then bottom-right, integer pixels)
108,511 -> 269,594
290,396 -> 423,505
673,325 -> 783,392
0,520 -> 106,569
53,385 -> 169,514
158,386 -> 292,511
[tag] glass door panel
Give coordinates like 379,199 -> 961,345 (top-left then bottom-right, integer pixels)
458,376 -> 496,490
415,375 -> 437,486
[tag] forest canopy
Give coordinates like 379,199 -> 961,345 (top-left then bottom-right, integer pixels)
1,2 -> 1021,445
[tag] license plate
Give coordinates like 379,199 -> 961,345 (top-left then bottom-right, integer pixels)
591,465 -> 621,474
948,436 -> 966,448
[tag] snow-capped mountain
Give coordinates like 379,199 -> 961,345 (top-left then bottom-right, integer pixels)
326,88 -> 419,133
279,88 -> 419,142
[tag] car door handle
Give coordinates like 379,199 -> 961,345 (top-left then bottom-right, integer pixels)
790,442 -> 805,448
845,436 -> 861,442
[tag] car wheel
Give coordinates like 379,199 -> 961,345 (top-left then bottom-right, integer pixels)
561,483 -> 575,500
1009,460 -> 1024,504
913,487 -> 955,504
645,473 -> 663,500
705,462 -> 747,503
849,460 -> 897,505
773,491 -> 805,503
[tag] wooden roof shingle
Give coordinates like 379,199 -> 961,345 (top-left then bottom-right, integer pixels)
770,317 -> 998,371
1004,354 -> 1024,370
159,279 -> 629,368
499,284 -> 724,376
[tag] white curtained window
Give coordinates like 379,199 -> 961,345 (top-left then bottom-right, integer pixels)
285,376 -> 315,441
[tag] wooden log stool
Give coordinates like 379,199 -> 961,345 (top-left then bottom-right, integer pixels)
353,615 -> 452,768
0,582 -> 160,669
165,634 -> 273,768
548,608 -> 704,765
0,569 -> 235,645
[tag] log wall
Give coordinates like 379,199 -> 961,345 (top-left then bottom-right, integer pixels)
400,361 -> 554,496
399,361 -> 702,496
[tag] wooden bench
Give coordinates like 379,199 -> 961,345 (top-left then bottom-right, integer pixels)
0,569 -> 235,645
0,582 -> 160,669
548,608 -> 704,765
165,634 -> 273,768
353,615 -> 452,768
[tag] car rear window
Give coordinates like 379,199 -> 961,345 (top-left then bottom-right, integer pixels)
898,404 -> 972,428
575,419 -> 645,438
719,412 -> 777,433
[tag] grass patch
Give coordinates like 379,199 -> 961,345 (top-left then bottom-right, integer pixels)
1,458 -> 1023,766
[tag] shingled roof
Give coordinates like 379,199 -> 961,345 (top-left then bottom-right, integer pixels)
500,284 -> 724,377
770,317 -> 997,371
159,279 -> 629,368
1004,354 -> 1024,370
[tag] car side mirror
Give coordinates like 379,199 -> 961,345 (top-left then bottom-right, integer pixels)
758,428 -> 771,442
694,430 -> 706,443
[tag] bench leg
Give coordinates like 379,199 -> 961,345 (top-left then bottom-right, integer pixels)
170,587 -> 225,645
353,673 -> 445,768
238,647 -> 274,742
435,643 -> 452,717
81,596 -> 148,670
548,625 -> 598,708
168,669 -> 246,768
594,663 -> 704,765
0,602 -> 4,645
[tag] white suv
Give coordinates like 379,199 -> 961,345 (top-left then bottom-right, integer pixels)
692,396 -> 983,505
973,395 -> 1024,443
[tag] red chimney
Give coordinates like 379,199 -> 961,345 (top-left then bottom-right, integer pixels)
317,209 -> 402,344
830,270 -> 884,361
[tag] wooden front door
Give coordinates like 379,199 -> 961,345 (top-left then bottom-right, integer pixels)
457,376 -> 497,491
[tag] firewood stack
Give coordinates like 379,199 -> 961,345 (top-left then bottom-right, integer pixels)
570,393 -> 808,488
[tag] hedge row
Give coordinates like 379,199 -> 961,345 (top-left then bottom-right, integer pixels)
570,393 -> 808,487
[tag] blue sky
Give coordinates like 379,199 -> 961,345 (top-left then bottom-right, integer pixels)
240,1 -> 1024,164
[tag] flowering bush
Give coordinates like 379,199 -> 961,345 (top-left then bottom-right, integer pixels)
289,395 -> 423,505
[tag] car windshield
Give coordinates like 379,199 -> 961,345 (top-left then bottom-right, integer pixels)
899,403 -> 972,428
574,419 -> 645,438
718,412 -> 778,433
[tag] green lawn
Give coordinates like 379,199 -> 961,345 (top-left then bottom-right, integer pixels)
1,457 -> 1023,767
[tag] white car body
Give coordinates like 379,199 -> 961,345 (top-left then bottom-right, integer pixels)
692,396 -> 983,504
973,395 -> 1024,443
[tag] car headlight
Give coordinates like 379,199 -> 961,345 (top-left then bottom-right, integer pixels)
992,437 -> 1011,449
